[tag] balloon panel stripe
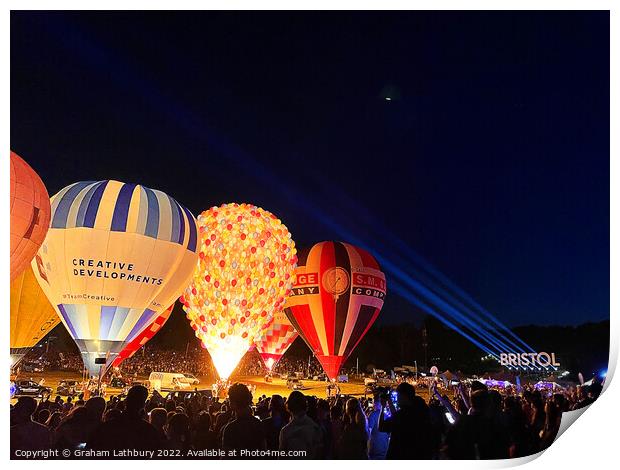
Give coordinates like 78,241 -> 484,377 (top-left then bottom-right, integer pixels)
110,183 -> 136,231
174,200 -> 185,245
75,182 -> 101,227
135,186 -> 149,235
108,306 -> 131,340
286,303 -> 322,355
49,180 -> 196,247
57,304 -> 79,339
319,242 -> 337,355
125,308 -> 157,342
333,241 -> 352,356
51,181 -> 92,228
168,195 -> 181,244
83,180 -> 109,228
154,191 -> 173,242
182,206 -> 197,252
356,245 -> 381,270
143,187 -> 160,239
343,305 -> 380,359
113,304 -> 174,367
338,243 -> 366,356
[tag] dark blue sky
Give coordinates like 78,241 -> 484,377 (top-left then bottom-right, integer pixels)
10,11 -> 609,327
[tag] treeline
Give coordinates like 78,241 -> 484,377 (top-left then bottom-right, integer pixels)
287,317 -> 610,379
45,308 -> 610,380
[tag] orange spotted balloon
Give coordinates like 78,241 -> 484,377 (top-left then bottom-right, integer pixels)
181,203 -> 297,379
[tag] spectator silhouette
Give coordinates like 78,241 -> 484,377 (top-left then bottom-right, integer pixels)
10,396 -> 52,457
380,382 -> 434,459
367,393 -> 389,459
261,394 -> 288,451
221,383 -> 266,456
279,391 -> 323,459
87,385 -> 163,453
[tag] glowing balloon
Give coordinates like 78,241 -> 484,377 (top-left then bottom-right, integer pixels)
10,151 -> 51,281
284,241 -> 386,380
10,265 -> 61,367
254,311 -> 298,371
32,180 -> 198,376
111,304 -> 175,367
181,203 -> 297,379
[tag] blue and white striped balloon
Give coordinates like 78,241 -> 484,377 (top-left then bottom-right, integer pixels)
32,180 -> 199,376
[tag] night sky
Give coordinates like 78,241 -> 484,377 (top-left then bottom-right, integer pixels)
11,11 -> 609,328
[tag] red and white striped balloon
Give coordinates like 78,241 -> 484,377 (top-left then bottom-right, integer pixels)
254,311 -> 298,370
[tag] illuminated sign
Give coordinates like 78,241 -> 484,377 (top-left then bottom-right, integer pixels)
500,352 -> 560,368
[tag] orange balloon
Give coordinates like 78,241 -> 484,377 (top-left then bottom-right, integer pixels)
10,151 -> 51,281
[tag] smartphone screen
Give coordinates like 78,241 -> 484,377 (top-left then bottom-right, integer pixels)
390,390 -> 399,411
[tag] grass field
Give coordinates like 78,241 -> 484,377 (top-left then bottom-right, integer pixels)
11,371 -> 432,402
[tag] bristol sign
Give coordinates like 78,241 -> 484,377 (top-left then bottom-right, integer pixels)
500,352 -> 560,368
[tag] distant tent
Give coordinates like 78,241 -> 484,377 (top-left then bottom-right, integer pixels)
534,381 -> 565,391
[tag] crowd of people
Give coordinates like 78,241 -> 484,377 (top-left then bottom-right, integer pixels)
10,375 -> 604,460
19,347 -> 361,382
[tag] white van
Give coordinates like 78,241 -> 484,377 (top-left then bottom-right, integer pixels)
148,372 -> 192,392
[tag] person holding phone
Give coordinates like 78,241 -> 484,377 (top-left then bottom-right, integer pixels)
379,382 -> 435,459
367,392 -> 390,459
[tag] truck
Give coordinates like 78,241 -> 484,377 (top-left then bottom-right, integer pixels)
148,372 -> 193,392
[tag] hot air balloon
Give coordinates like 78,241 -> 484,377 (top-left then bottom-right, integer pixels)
284,241 -> 386,380
10,151 -> 51,281
254,311 -> 298,371
181,203 -> 297,380
111,304 -> 175,368
32,180 -> 198,376
10,266 -> 61,367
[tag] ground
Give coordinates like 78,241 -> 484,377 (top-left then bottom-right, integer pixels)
11,371 -> 432,403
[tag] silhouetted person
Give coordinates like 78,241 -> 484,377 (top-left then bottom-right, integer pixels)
279,391 -> 323,459
193,411 -> 218,452
88,385 -> 163,453
367,393 -> 389,459
149,407 -> 168,442
380,382 -> 433,459
337,398 -> 368,459
221,383 -> 266,456
11,397 -> 52,457
166,413 -> 191,452
446,389 -> 510,459
261,394 -> 288,451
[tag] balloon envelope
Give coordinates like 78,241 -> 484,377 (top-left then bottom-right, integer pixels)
10,265 -> 61,367
181,203 -> 297,379
32,180 -> 198,375
10,151 -> 51,281
254,311 -> 298,371
111,304 -> 175,367
284,241 -> 386,380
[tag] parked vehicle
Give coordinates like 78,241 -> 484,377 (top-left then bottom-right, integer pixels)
148,372 -> 192,392
183,373 -> 200,385
56,380 -> 81,397
20,362 -> 43,373
11,380 -> 52,398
